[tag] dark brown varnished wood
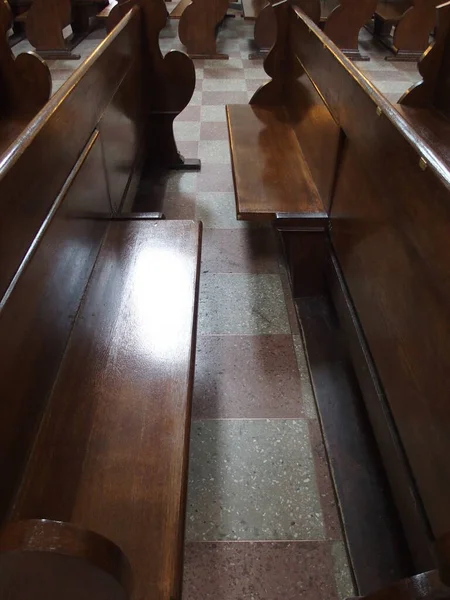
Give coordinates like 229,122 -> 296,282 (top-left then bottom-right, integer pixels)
227,0 -> 450,586
399,1 -> 450,112
324,0 -> 377,60
24,0 -> 107,59
178,0 -> 229,59
373,0 -> 439,61
0,519 -> 132,599
0,0 -> 50,153
226,104 -> 326,220
0,6 -> 139,300
249,0 -> 375,60
12,219 -> 201,600
0,12 -> 200,580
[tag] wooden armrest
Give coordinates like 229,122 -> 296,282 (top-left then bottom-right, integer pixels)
0,520 -> 132,600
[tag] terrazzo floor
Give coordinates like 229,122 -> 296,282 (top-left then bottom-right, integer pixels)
12,12 -> 421,599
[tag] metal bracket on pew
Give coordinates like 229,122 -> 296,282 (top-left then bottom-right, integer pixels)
107,0 -> 201,171
275,212 -> 329,231
93,212 -> 166,220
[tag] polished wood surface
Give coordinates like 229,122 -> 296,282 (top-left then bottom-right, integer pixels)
24,0 -> 107,59
373,0 -> 439,60
290,0 -> 450,560
226,104 -> 326,220
12,219 -> 201,600
0,0 -> 51,153
178,0 -> 229,58
0,6 -> 139,300
0,129 -> 111,523
228,0 -> 450,582
0,519 -> 132,600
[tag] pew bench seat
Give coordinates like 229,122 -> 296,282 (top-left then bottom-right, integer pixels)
374,0 -> 410,23
9,218 -> 202,600
226,104 -> 327,224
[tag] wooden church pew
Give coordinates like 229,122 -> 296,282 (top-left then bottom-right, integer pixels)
0,3 -> 201,599
227,0 -> 450,592
371,0 -> 439,60
0,0 -> 51,155
247,0 -> 376,59
175,0 -> 230,59
9,0 -> 108,59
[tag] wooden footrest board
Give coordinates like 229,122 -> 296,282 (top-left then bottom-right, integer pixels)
226,104 -> 326,220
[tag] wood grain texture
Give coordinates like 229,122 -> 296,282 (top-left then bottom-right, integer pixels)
0,130 -> 110,524
0,6 -> 139,300
226,104 -> 325,219
0,0 -> 51,153
178,0 -> 229,58
288,3 -> 450,559
13,219 -> 202,600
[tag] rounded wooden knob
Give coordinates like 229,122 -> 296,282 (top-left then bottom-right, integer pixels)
0,520 -> 132,600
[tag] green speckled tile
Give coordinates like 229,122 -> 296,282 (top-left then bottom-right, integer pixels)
186,419 -> 325,541
198,274 -> 290,335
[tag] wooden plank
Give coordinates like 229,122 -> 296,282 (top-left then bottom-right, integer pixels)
169,0 -> 190,19
13,220 -> 202,600
226,104 -> 326,219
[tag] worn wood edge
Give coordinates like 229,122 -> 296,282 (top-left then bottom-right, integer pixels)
0,519 -> 132,595
290,4 -> 450,192
0,5 -> 140,176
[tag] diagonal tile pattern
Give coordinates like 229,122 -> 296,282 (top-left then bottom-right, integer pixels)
11,10 -> 422,598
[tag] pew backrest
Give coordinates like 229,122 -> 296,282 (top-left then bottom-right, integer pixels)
0,0 -> 195,526
253,0 -> 450,569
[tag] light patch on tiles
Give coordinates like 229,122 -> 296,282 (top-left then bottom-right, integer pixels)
198,140 -> 231,164
202,79 -> 247,91
186,419 -> 325,541
200,106 -> 227,122
198,273 -> 291,335
173,121 -> 201,141
196,192 -> 247,228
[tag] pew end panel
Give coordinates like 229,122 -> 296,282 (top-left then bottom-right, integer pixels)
178,0 -> 230,59
371,0 -> 439,61
0,0 -> 51,154
0,11 -> 201,590
0,520 -> 132,600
